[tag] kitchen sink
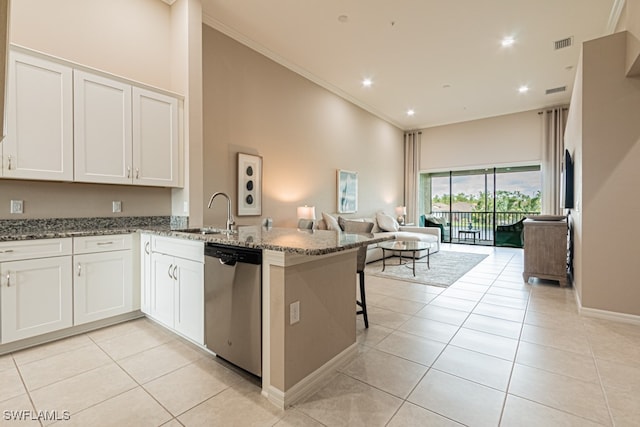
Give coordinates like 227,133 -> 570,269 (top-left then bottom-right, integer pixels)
176,227 -> 237,235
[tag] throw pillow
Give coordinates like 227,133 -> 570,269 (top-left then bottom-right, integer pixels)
322,212 -> 340,231
361,217 -> 381,233
376,211 -> 399,232
342,219 -> 374,234
337,216 -> 347,231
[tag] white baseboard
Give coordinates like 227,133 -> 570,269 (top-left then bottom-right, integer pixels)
0,311 -> 144,355
575,291 -> 640,325
262,342 -> 358,409
579,306 -> 640,325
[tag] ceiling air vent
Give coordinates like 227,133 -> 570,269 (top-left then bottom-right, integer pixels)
546,86 -> 567,95
554,37 -> 573,50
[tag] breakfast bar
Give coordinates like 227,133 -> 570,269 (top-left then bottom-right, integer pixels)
154,226 -> 392,408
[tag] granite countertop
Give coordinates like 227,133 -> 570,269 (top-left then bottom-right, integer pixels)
145,226 -> 393,256
0,217 -> 392,256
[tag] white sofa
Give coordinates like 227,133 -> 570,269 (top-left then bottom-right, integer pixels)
316,212 -> 441,263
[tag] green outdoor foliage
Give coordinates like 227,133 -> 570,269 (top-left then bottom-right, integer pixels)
432,190 -> 541,213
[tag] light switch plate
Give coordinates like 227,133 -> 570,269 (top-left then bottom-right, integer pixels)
112,201 -> 122,213
290,301 -> 300,325
10,200 -> 23,214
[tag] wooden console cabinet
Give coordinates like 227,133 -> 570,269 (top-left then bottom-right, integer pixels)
523,218 -> 568,287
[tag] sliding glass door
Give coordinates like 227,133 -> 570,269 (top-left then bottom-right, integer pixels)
419,166 -> 541,246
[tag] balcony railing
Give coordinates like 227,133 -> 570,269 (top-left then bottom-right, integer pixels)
429,211 -> 538,245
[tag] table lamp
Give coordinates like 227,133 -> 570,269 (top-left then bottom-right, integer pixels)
297,205 -> 316,229
395,206 -> 407,225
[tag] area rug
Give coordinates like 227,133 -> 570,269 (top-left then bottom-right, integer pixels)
365,251 -> 488,288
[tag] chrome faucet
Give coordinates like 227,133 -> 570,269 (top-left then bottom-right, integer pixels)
207,192 -> 235,232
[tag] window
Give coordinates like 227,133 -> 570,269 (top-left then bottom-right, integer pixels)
419,166 -> 541,245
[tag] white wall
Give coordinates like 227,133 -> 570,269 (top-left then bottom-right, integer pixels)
10,0 -> 173,91
420,109 -> 542,172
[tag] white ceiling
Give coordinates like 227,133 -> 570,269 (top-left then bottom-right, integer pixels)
201,0 -> 617,130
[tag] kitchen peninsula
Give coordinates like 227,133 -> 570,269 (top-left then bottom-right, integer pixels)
150,225 -> 392,408
0,219 -> 391,409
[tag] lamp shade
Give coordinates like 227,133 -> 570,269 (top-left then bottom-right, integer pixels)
297,205 -> 316,220
395,206 -> 407,216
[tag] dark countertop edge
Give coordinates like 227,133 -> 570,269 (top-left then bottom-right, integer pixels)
0,227 -> 394,256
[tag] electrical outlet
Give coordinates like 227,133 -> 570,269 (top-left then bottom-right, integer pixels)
183,201 -> 189,213
10,200 -> 23,214
112,201 -> 122,213
290,301 -> 300,325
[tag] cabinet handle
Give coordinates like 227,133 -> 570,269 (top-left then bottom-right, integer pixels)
135,168 -> 140,179
96,241 -> 114,246
0,249 -> 14,253
77,264 -> 82,277
144,242 -> 150,255
172,265 -> 178,280
127,166 -> 131,179
7,155 -> 12,170
6,272 -> 10,287
168,264 -> 173,278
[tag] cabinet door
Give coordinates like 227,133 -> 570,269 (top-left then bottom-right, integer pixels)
140,234 -> 152,315
132,87 -> 180,187
74,70 -> 132,184
150,252 -> 175,328
3,51 -> 73,180
174,257 -> 204,345
1,256 -> 73,343
74,251 -> 133,325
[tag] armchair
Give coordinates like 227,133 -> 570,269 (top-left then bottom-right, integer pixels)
495,218 -> 525,248
420,214 -> 450,242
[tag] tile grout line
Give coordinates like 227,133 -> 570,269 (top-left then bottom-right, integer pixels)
10,352 -> 44,427
580,318 -> 617,427
497,251 -> 529,426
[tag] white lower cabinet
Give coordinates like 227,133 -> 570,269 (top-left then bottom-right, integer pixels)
148,236 -> 204,345
150,252 -> 175,328
1,239 -> 73,344
73,234 -> 133,325
140,233 -> 152,315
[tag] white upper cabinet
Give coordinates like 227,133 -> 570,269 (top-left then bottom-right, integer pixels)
133,87 -> 180,187
2,47 -> 182,187
3,51 -> 73,180
74,70 -> 133,184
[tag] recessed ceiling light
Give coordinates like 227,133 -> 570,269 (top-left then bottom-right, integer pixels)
501,37 -> 515,47
518,85 -> 529,93
407,109 -> 415,116
362,78 -> 372,87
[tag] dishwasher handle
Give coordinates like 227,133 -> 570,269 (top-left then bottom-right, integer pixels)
219,256 -> 237,266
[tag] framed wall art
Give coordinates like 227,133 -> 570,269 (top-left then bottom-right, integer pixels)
337,169 -> 358,213
238,153 -> 262,216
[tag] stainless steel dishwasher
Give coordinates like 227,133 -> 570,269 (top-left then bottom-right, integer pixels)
204,243 -> 262,377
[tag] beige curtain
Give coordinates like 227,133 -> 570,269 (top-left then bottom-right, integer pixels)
541,107 -> 568,215
404,131 -> 421,224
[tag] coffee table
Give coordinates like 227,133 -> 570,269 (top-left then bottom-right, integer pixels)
379,240 -> 436,276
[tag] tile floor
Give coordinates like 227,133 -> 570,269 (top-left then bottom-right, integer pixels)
1,244 -> 639,426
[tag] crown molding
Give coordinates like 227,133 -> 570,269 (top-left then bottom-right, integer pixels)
201,13 -> 404,131
606,0 -> 625,34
